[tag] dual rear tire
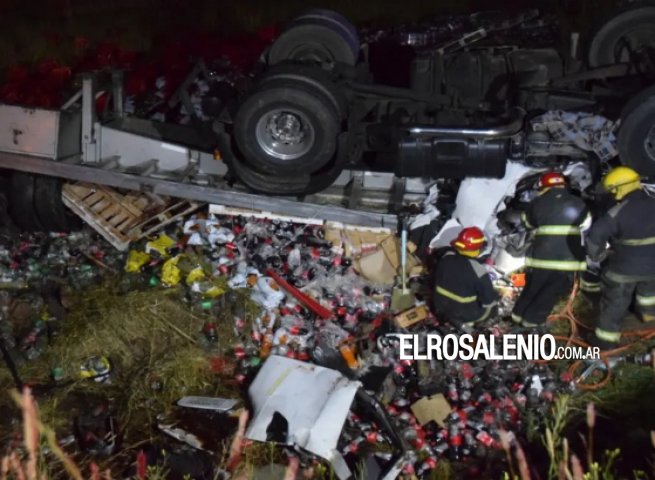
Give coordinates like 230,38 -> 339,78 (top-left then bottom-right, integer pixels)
588,2 -> 655,178
8,173 -> 79,232
267,9 -> 360,68
230,10 -> 358,195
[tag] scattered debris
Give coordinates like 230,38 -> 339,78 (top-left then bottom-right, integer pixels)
246,356 -> 361,479
62,183 -> 202,251
0,6 -> 653,478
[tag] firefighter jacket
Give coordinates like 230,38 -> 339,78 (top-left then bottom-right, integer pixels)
433,250 -> 499,323
586,189 -> 655,280
521,187 -> 589,271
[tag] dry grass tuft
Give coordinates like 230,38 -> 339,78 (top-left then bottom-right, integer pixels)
0,281 -> 249,468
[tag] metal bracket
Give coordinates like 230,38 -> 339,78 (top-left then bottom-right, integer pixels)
167,61 -> 211,126
389,177 -> 407,213
346,171 -> 365,209
81,75 -> 98,164
437,28 -> 487,54
111,71 -> 124,118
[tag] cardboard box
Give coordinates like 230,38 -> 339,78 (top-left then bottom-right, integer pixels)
394,305 -> 429,328
325,223 -> 420,285
324,224 -> 393,258
411,394 -> 452,426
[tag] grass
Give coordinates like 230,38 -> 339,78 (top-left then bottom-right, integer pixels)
5,388 -> 652,480
503,395 -> 654,480
0,279 -> 261,474
0,275 -> 359,477
3,275 -> 655,478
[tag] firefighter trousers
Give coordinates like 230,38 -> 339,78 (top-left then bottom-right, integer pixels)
580,269 -> 601,298
512,269 -> 575,326
596,274 -> 655,341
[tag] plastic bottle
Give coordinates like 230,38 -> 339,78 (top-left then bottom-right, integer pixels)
449,425 -> 463,461
629,349 -> 655,368
260,334 -> 273,358
340,343 -> 359,369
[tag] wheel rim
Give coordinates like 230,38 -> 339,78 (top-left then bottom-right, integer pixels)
289,43 -> 334,65
645,123 -> 655,162
612,27 -> 655,64
255,108 -> 315,161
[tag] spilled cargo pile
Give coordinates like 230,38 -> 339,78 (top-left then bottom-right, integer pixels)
0,206 -> 597,479
0,28 -> 274,111
1,7 -> 655,477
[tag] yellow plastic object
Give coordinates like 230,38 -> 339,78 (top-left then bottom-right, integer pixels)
162,256 -> 182,286
125,250 -> 151,273
79,356 -> 112,379
186,266 -> 206,285
205,284 -> 225,298
146,234 -> 177,258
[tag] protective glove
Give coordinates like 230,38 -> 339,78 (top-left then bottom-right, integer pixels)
585,256 -> 602,274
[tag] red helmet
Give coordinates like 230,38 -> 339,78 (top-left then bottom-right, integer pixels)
451,227 -> 486,252
539,172 -> 566,189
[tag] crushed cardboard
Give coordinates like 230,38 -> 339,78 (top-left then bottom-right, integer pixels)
410,394 -> 452,427
325,225 -> 420,285
394,305 -> 429,329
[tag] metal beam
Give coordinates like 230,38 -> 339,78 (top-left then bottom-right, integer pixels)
0,152 -> 398,229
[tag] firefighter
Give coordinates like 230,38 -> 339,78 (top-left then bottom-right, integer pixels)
586,166 -> 655,349
432,227 -> 499,328
511,172 -> 589,327
578,183 -> 617,301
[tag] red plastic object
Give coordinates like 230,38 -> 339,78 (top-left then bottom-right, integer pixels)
136,450 -> 147,480
95,91 -> 110,115
265,268 -> 333,319
511,273 -> 526,287
257,24 -> 279,43
0,83 -> 23,104
6,65 -> 29,83
48,66 -> 72,88
36,58 -> 60,75
95,41 -> 119,68
115,50 -> 138,69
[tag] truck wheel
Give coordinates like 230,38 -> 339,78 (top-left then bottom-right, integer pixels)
285,9 -> 359,60
34,176 -> 80,232
258,64 -> 349,119
618,85 -> 655,177
268,10 -> 359,67
234,84 -> 339,175
230,149 -> 345,196
9,172 -> 44,232
229,157 -> 312,195
588,2 -> 655,67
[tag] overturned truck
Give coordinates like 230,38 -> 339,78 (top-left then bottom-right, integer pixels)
1,3 -> 655,229
230,4 -> 655,193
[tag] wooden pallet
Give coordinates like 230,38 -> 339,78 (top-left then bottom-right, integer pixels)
62,183 -> 202,250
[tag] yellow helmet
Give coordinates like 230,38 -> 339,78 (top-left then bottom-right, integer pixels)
602,166 -> 641,200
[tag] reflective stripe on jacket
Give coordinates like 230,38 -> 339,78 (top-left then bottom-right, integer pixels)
522,187 -> 589,271
586,190 -> 655,278
432,250 -> 499,323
